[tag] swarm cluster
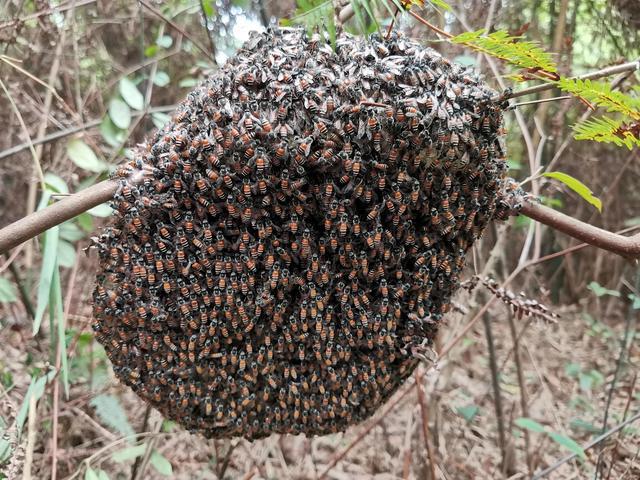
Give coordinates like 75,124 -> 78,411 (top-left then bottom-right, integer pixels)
93,27 -> 511,439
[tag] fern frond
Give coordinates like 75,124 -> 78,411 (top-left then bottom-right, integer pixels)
557,78 -> 640,119
573,116 -> 640,150
451,29 -> 558,73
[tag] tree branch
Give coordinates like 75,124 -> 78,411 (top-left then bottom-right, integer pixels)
1,178 -> 639,259
519,199 -> 640,259
0,179 -> 118,255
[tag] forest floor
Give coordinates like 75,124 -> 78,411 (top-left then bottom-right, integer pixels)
1,269 -> 638,480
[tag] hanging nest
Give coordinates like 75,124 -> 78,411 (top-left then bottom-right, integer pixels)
92,27 -> 515,439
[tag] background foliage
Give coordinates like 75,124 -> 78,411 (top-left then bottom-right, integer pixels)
0,0 -> 638,478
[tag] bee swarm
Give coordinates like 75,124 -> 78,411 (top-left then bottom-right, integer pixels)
93,28 -> 513,439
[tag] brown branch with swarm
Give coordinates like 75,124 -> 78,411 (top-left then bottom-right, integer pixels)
0,176 -> 639,259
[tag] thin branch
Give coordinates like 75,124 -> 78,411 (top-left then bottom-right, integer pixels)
7,260 -> 35,320
0,104 -> 177,161
499,58 -> 640,102
594,271 -> 639,479
508,315 -> 533,475
138,0 -> 212,59
0,175 -> 133,255
415,370 -> 438,480
482,310 -> 507,473
318,379 -> 416,480
0,0 -> 96,31
519,199 -> 640,259
532,410 -> 640,479
198,0 -> 217,60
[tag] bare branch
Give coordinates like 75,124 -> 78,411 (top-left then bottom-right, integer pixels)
0,178 -> 119,255
519,199 -> 640,259
499,58 -> 640,102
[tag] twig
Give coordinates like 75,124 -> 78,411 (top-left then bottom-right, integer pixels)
594,271 -> 639,479
133,414 -> 163,480
138,0 -> 212,59
219,440 -> 239,479
0,0 -> 96,30
482,310 -> 507,473
510,95 -> 572,108
415,370 -> 438,480
198,0 -> 217,60
385,6 -> 399,40
532,411 -> 640,479
130,405 -> 153,480
0,171 -> 143,255
508,315 -> 533,475
519,199 -> 640,259
407,6 -> 639,104
7,260 -> 35,320
0,104 -> 177,161
318,378 -> 416,480
407,9 -> 451,38
23,395 -> 37,480
498,58 -> 640,102
51,246 -> 80,480
401,409 -> 414,479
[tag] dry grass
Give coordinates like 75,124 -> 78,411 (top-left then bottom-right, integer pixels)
1,276 -> 639,479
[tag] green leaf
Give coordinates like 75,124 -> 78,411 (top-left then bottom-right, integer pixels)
34,223 -> 59,334
514,417 -> 546,433
60,222 -> 86,242
50,262 -> 69,396
542,171 -> 602,212
178,77 -> 199,88
84,467 -> 99,480
202,0 -> 216,16
557,78 -> 640,119
587,281 -> 621,297
109,98 -> 131,129
16,370 -> 55,434
564,362 -> 581,378
428,0 -> 451,10
572,116 -> 640,149
97,470 -> 110,480
150,450 -> 173,476
119,78 -> 144,110
77,213 -> 94,232
456,404 -> 479,422
85,468 -> 110,480
112,444 -> 147,463
153,71 -> 170,87
144,45 -> 158,57
67,139 -> 106,173
578,372 -> 593,392
90,394 -> 135,439
157,35 -> 173,48
0,438 -> 12,463
570,418 -> 600,433
87,203 -> 113,218
548,431 -> 586,460
0,277 -> 18,303
57,240 -> 77,268
629,293 -> 640,310
100,117 -> 125,147
451,29 -> 557,73
151,112 -> 171,130
44,172 -> 69,194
